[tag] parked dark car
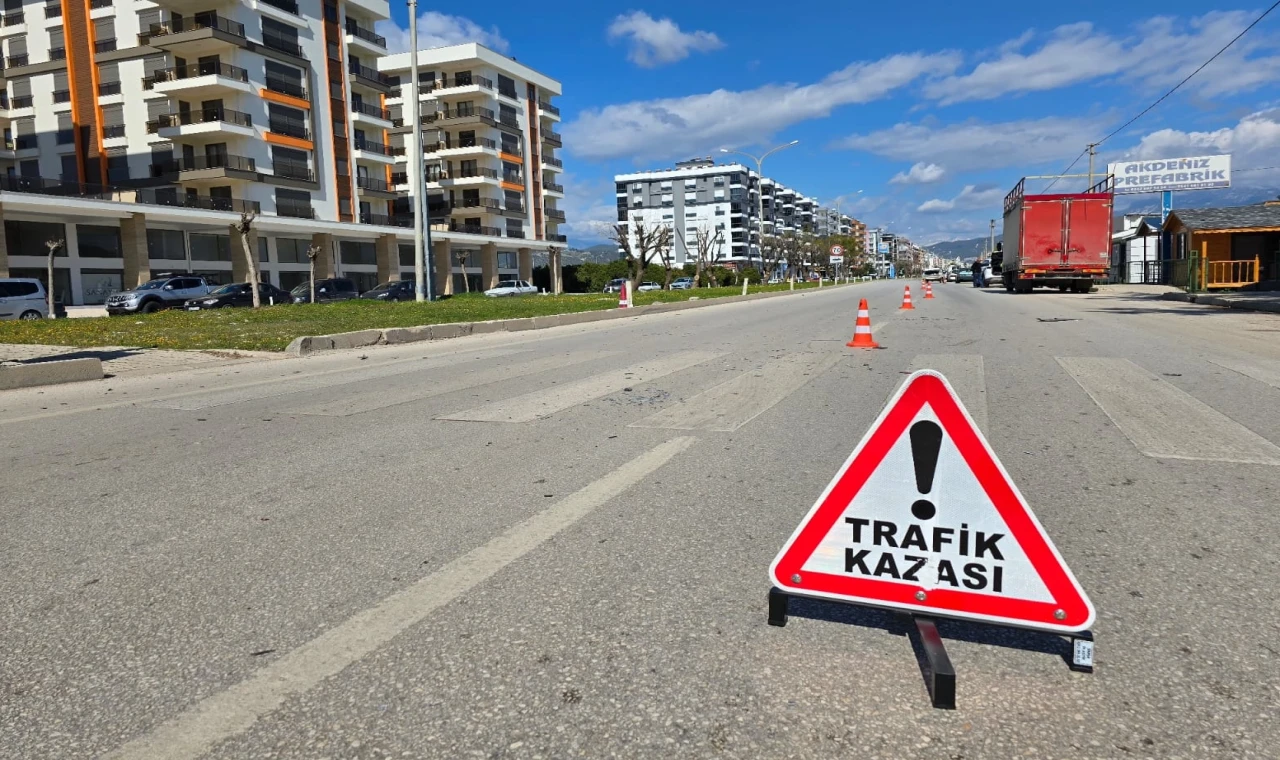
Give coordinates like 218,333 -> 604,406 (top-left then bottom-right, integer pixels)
184,282 -> 294,310
359,280 -> 416,302
291,278 -> 360,304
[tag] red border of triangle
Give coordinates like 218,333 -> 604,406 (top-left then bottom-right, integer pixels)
770,372 -> 1094,632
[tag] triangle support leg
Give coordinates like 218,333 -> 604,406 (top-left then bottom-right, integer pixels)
914,616 -> 956,709
768,588 -> 789,627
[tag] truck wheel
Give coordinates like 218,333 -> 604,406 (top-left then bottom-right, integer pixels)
1058,284 -> 1069,292
141,300 -> 163,314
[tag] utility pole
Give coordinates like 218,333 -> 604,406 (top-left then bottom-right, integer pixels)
1086,142 -> 1099,189
989,218 -> 995,258
408,0 -> 433,301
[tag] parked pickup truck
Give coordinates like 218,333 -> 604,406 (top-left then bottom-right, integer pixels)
106,275 -> 212,314
1000,177 -> 1112,293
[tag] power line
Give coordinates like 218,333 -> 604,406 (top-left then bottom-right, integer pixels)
1040,1 -> 1279,193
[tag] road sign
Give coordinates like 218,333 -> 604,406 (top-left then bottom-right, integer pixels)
830,244 -> 844,256
770,370 -> 1095,633
830,255 -> 844,265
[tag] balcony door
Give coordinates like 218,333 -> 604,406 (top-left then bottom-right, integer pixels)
205,142 -> 228,169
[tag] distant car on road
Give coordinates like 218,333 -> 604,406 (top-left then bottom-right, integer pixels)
956,269 -> 974,283
922,268 -> 944,282
484,280 -> 537,297
983,265 -> 995,285
670,277 -> 694,290
291,278 -> 359,304
185,282 -> 293,310
946,270 -> 958,282
360,280 -> 416,302
106,275 -> 211,314
603,278 -> 628,293
0,278 -> 56,320
637,281 -> 662,292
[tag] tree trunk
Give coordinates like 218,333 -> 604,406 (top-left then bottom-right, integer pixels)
47,251 -> 55,317
236,215 -> 261,308
309,258 -> 316,304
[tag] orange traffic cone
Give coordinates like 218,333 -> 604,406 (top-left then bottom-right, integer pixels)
924,281 -> 934,299
900,285 -> 914,310
847,299 -> 879,348
618,281 -> 632,309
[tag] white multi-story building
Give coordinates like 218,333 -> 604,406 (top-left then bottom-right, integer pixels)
379,43 -> 563,294
0,3 -> 565,303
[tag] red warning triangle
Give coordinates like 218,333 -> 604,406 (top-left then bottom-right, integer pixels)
770,370 -> 1095,633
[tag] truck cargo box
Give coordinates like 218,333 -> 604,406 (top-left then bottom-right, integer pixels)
1002,178 -> 1113,292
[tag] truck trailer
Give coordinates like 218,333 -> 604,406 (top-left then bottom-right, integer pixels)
1000,177 -> 1113,293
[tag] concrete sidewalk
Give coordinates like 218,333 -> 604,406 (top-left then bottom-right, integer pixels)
0,343 -> 281,377
1160,290 -> 1280,314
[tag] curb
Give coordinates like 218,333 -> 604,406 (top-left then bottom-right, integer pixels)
0,357 -> 104,391
1160,291 -> 1280,314
286,282 -> 857,356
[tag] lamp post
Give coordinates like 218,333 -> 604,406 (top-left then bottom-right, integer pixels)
408,0 -> 434,301
832,190 -> 862,277
720,140 -> 798,270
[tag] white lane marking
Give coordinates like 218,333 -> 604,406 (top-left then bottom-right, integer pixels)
1209,358 -> 1280,390
154,349 -> 528,411
629,353 -> 840,432
287,351 -> 616,416
437,351 -> 723,423
1058,356 -> 1280,465
909,354 -> 987,434
104,436 -> 697,759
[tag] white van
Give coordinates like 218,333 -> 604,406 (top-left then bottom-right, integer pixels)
0,278 -> 49,320
922,268 -> 944,282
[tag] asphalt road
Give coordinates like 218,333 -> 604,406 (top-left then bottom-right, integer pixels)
3,281 -> 1279,759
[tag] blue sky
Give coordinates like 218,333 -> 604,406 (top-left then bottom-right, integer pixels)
376,2 -> 1280,245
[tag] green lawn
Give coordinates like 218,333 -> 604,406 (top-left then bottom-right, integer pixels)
0,282 -> 840,352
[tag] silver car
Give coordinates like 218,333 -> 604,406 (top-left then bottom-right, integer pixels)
0,278 -> 49,320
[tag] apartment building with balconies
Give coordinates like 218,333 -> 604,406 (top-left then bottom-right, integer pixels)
0,6 -> 567,304
615,157 -> 761,266
379,43 -> 563,294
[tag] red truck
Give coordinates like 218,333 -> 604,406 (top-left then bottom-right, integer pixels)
999,177 -> 1113,293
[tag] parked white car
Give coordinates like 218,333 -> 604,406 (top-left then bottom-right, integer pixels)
637,281 -> 662,292
0,278 -> 49,320
670,277 -> 694,290
484,279 -> 538,297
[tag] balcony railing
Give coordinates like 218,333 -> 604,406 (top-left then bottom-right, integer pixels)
0,175 -> 118,198
352,101 -> 391,120
497,143 -> 522,157
53,89 -> 70,103
262,31 -> 302,57
539,101 -> 560,116
6,55 -> 28,68
49,47 -> 65,60
0,11 -> 20,25
11,96 -> 32,109
353,139 -> 396,156
44,6 -> 60,19
272,160 -> 313,181
268,119 -> 309,140
148,107 -> 253,132
390,172 -> 407,185
359,212 -> 412,227
276,199 -> 315,219
437,137 -> 496,152
149,16 -> 245,39
89,0 -> 111,7
431,105 -> 495,122
56,129 -> 75,145
348,62 -> 391,87
356,175 -> 390,192
448,222 -> 501,236
451,197 -> 502,211
498,113 -> 520,129
548,234 -> 568,243
544,182 -> 564,193
264,76 -> 306,100
543,131 -> 562,146
98,81 -> 121,96
260,0 -> 299,15
150,61 -> 250,84
454,167 -> 499,179
94,38 -> 117,53
543,156 -> 563,168
152,154 -> 257,175
344,19 -> 386,47
502,172 -> 524,184
544,208 -> 566,221
102,124 -> 125,139
136,189 -> 261,215
14,136 -> 36,150
422,74 -> 493,92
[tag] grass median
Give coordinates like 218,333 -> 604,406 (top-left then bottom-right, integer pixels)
0,281 -> 842,352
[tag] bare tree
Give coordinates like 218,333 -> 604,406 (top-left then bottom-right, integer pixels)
547,245 -> 564,294
306,243 -> 322,304
234,211 -> 261,308
656,231 -> 677,289
45,238 -> 64,318
454,249 -> 470,293
691,226 -> 724,288
607,217 -> 672,292
760,234 -> 786,281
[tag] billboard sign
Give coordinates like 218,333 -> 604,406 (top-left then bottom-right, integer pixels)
1108,154 -> 1231,195
878,243 -> 890,254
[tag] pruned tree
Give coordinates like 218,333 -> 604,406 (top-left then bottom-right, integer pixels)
234,211 -> 261,308
454,249 -> 470,293
691,226 -> 724,288
45,238 -> 64,318
547,245 -> 564,294
306,243 -> 322,304
607,216 -> 672,291
655,228 -> 677,289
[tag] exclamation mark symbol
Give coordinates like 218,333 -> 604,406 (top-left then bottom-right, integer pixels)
909,421 -> 943,521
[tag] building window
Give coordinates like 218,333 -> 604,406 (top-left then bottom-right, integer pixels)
190,233 -> 232,261
662,213 -> 673,220
77,225 -> 122,259
497,251 -> 517,269
275,237 -> 311,264
497,74 -> 517,99
339,240 -> 376,265
5,221 -> 67,257
60,154 -> 78,181
147,229 -> 186,261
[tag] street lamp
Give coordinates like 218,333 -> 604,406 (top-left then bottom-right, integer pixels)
720,140 -> 798,269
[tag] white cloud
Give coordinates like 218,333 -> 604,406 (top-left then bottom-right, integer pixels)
1122,108 -> 1280,163
916,185 -> 1005,213
607,11 -> 724,68
925,11 -> 1280,105
564,51 -> 961,162
840,115 -> 1103,171
890,162 -> 946,185
376,11 -> 509,55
